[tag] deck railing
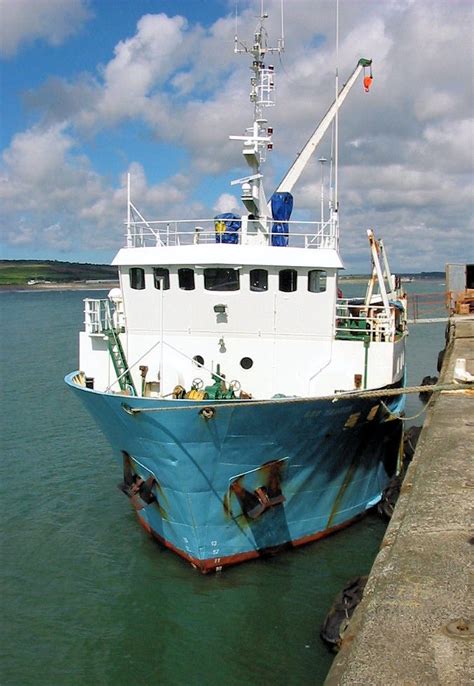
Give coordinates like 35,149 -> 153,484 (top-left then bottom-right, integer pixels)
407,291 -> 447,321
125,218 -> 338,250
335,300 -> 403,343
84,299 -> 114,334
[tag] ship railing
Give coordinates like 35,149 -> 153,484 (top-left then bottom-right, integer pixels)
84,298 -> 115,334
125,218 -> 337,250
335,299 -> 402,343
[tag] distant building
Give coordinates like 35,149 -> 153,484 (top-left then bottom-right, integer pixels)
446,263 -> 474,314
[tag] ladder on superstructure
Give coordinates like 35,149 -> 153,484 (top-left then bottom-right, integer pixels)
102,303 -> 137,395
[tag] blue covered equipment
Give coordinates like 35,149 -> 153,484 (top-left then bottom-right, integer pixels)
214,213 -> 241,244
271,192 -> 293,247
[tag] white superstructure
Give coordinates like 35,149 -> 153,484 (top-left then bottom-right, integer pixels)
78,10 -> 405,405
80,223 -> 405,399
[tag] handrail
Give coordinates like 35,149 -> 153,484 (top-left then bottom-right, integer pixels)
335,299 -> 402,343
84,298 -> 116,333
123,218 -> 338,249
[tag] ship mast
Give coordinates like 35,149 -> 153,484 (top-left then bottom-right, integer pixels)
230,3 -> 284,231
333,0 -> 340,249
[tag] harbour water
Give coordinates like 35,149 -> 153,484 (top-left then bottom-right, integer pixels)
0,282 -> 446,685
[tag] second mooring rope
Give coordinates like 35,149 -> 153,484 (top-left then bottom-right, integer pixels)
121,382 -> 472,415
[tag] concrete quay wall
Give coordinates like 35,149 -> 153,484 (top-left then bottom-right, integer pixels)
324,316 -> 473,685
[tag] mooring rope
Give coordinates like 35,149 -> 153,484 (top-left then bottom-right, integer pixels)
380,397 -> 432,422
121,381 -> 472,415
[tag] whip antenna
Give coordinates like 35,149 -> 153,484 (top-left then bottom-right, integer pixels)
280,0 -> 285,52
334,0 -> 339,217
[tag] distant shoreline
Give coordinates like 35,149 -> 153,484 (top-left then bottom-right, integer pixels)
339,277 -> 369,283
0,275 -> 444,292
0,281 -> 119,293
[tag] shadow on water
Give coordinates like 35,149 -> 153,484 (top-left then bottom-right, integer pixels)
0,286 -> 446,685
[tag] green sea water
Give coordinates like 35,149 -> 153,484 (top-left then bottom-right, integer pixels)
0,283 -> 446,685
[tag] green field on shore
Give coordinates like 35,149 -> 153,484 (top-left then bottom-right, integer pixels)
0,260 -> 117,285
0,259 -> 443,286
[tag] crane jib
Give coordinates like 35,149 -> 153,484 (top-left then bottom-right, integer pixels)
272,58 -> 373,199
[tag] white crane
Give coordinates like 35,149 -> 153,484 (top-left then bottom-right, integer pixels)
272,58 -> 372,198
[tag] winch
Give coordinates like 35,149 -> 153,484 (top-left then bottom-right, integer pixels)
172,364 -> 245,400
204,364 -> 238,400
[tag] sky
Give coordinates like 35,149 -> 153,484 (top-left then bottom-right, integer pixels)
0,0 -> 473,272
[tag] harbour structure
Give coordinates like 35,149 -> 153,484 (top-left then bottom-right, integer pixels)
446,263 -> 474,314
324,312 -> 473,684
66,7 -> 408,572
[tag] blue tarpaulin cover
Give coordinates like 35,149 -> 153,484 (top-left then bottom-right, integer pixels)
214,213 -> 241,244
271,192 -> 293,247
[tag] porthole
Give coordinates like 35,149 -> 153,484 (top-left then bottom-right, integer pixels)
193,355 -> 204,367
240,357 -> 253,370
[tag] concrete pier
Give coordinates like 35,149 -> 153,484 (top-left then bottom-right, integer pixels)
325,315 -> 473,685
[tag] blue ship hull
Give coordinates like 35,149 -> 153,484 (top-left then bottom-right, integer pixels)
66,372 -> 403,572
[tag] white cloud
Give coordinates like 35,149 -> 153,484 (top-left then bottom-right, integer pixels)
2,124 -> 75,188
213,193 -> 240,214
96,13 -> 188,125
5,219 -> 35,246
0,126 -> 207,253
43,222 -> 72,251
0,0 -> 91,57
2,0 -> 473,270
1,124 -> 106,250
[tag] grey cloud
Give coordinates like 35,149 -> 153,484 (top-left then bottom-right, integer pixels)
0,0 -> 91,58
23,75 -> 99,125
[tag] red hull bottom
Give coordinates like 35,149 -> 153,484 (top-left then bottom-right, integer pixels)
136,512 -> 365,573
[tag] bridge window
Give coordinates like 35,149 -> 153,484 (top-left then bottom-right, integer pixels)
279,269 -> 297,292
204,268 -> 240,291
178,268 -> 195,290
153,268 -> 170,290
308,270 -> 327,293
130,267 -> 145,290
250,269 -> 268,292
